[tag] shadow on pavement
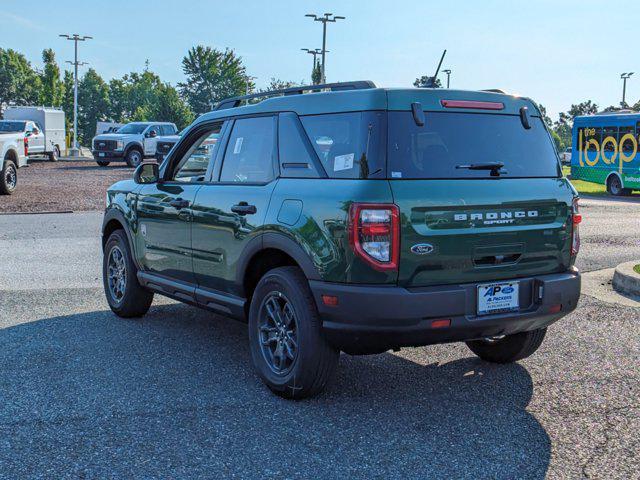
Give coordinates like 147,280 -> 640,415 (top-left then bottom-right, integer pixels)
0,303 -> 550,478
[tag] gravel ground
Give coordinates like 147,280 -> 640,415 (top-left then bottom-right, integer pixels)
0,198 -> 638,478
0,158 -> 132,213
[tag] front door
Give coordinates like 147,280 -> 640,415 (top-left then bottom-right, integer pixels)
135,124 -> 223,284
143,125 -> 161,156
191,116 -> 278,296
26,121 -> 45,153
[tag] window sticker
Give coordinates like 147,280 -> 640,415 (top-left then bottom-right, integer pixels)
391,171 -> 402,178
233,137 -> 244,154
334,153 -> 354,171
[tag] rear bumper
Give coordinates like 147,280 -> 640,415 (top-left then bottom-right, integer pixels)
309,268 -> 580,352
92,150 -> 124,162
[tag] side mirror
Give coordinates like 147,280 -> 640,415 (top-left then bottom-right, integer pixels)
149,130 -> 158,138
32,128 -> 39,135
134,161 -> 159,184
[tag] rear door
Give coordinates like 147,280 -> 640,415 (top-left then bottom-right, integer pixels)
386,103 -> 574,288
191,115 -> 278,296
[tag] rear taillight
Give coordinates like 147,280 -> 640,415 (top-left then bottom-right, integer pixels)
349,203 -> 400,271
571,198 -> 581,257
24,136 -> 29,156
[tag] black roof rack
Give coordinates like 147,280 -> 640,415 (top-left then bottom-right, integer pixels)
213,80 -> 376,111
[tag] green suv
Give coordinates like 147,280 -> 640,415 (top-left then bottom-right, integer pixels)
101,81 -> 581,398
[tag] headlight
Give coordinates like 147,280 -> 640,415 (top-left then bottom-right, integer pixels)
115,140 -> 124,151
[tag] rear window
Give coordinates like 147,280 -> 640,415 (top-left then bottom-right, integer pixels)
387,112 -> 559,179
0,121 -> 26,133
300,112 -> 386,179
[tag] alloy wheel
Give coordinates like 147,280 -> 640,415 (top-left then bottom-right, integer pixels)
107,245 -> 127,302
5,165 -> 16,190
258,291 -> 299,375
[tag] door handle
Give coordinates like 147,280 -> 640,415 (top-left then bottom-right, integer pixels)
231,202 -> 257,215
169,198 -> 190,210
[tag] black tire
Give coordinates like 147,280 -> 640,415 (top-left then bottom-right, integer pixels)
0,160 -> 17,195
125,148 -> 143,168
48,146 -> 60,162
248,266 -> 339,399
103,229 -> 154,318
96,160 -> 110,167
607,175 -> 630,196
466,328 -> 547,363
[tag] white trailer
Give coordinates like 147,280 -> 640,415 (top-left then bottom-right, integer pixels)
4,106 -> 66,160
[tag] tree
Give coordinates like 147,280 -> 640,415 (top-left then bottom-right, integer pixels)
262,78 -> 299,92
148,82 -> 194,129
179,46 -> 249,114
537,104 -> 553,128
39,49 -> 64,107
413,75 -> 442,88
77,68 -> 110,143
61,70 -> 75,137
0,48 -> 40,117
311,61 -> 322,85
567,100 -> 598,119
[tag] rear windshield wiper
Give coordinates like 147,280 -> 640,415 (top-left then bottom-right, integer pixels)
455,162 -> 506,177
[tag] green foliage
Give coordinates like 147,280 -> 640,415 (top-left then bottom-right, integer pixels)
536,104 -> 553,128
550,129 -> 563,151
39,49 -> 64,107
262,78 -> 299,92
78,68 -> 110,142
0,48 -> 41,117
179,46 -> 248,114
413,75 -> 442,88
311,61 -> 322,85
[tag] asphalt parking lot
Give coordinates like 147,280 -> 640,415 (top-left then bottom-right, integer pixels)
0,198 -> 638,478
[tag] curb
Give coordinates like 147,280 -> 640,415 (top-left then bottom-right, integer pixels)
612,261 -> 640,297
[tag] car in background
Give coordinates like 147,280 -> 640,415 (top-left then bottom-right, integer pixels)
154,129 -> 183,162
560,147 -> 572,164
92,121 -> 178,167
3,106 -> 66,161
0,122 -> 28,194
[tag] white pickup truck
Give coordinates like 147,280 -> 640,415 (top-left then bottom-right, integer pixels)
0,122 -> 28,194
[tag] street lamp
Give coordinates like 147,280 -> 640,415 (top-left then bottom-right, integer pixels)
621,72 -> 634,107
301,48 -> 326,82
443,69 -> 452,88
60,34 -> 92,157
305,13 -> 345,83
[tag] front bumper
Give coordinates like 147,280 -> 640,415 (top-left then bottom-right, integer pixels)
92,150 -> 124,162
309,268 -> 581,353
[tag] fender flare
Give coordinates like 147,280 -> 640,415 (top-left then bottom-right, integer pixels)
605,171 -> 624,190
235,232 -> 322,290
102,207 -> 142,269
124,142 -> 144,157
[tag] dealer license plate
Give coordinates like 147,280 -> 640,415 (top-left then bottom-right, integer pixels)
477,282 -> 519,315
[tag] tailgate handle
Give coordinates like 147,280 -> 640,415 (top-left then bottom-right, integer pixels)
474,253 -> 521,267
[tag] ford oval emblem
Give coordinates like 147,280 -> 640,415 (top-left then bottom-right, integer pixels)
411,243 -> 434,255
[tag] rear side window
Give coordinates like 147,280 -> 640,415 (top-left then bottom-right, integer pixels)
160,125 -> 175,135
300,112 -> 386,179
220,116 -> 276,183
387,112 -> 559,179
278,112 -> 321,178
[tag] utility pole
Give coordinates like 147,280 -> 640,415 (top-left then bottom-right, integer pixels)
305,13 -> 345,83
443,69 -> 452,88
60,34 -> 92,157
301,48 -> 326,81
621,72 -> 634,107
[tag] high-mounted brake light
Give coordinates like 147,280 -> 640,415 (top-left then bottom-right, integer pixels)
349,203 -> 400,271
571,198 -> 581,257
441,100 -> 505,110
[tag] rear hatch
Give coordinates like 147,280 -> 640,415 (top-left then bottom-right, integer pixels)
386,90 -> 575,287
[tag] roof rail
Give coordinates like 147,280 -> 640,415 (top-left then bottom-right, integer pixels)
213,80 -> 377,111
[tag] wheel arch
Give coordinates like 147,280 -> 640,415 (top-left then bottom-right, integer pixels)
124,142 -> 144,156
102,208 -> 141,269
605,171 -> 624,189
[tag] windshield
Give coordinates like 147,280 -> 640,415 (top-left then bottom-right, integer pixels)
0,121 -> 26,133
117,123 -> 147,134
388,112 -> 560,179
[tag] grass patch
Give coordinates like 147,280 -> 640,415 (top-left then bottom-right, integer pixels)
562,165 -> 609,196
634,265 -> 640,275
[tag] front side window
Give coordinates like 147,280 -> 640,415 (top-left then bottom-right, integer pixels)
220,116 -> 276,183
173,125 -> 222,182
388,111 -> 559,179
300,112 -> 386,179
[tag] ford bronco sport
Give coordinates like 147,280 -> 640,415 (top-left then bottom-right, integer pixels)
101,81 -> 581,399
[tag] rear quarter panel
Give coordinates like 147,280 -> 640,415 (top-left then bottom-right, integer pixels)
267,179 -> 397,284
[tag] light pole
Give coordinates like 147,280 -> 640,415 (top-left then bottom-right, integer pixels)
60,34 -> 92,156
245,76 -> 257,104
305,13 -> 345,83
621,72 -> 634,107
443,69 -> 452,88
301,48 -> 326,82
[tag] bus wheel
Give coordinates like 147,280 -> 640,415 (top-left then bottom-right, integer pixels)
607,175 -> 630,196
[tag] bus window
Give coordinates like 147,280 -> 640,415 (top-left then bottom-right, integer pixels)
620,126 -> 635,153
586,127 -> 601,152
602,127 -> 618,152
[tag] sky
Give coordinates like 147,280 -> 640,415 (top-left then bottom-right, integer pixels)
0,0 -> 638,119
